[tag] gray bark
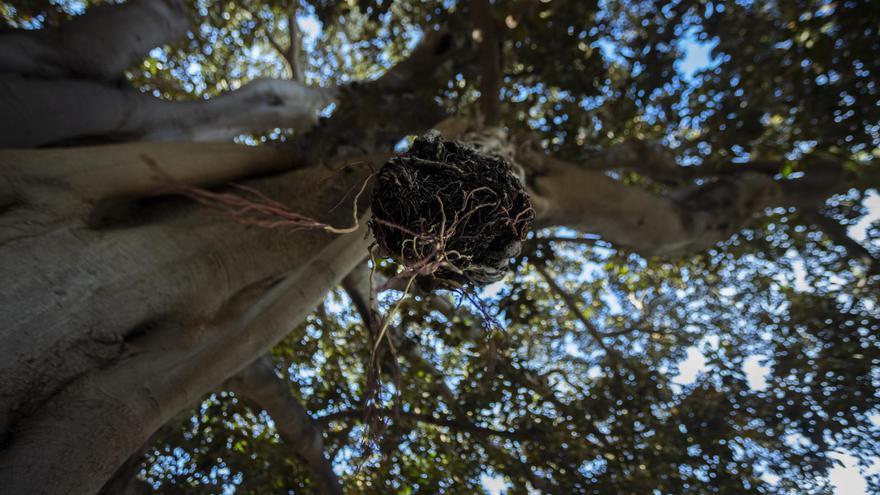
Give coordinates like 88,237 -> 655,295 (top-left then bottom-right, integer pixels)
0,0 -> 189,80
517,138 -> 843,256
0,150 -> 372,494
0,76 -> 335,148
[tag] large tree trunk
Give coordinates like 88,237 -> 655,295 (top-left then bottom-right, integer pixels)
0,143 -> 374,494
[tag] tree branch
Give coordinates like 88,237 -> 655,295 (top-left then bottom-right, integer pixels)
227,355 -> 343,495
286,6 -> 305,83
472,0 -> 502,125
0,76 -> 335,148
0,0 -> 190,80
531,263 -> 623,365
297,18 -> 479,160
519,137 -> 867,257
522,144 -> 785,255
1,141 -> 299,202
243,2 -> 305,82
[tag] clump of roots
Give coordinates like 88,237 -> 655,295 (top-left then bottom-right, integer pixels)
369,131 -> 534,288
155,131 -> 533,455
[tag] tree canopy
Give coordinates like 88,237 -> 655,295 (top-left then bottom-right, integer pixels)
1,0 -> 878,494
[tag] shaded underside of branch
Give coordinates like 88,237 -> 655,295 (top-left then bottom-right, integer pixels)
0,76 -> 335,148
521,139 -> 857,256
0,0 -> 189,80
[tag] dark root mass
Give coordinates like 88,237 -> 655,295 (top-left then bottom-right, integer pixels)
370,131 -> 534,287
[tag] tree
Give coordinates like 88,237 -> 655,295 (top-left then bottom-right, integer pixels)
0,0 -> 877,494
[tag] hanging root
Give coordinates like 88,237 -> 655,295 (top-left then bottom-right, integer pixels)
355,129 -> 536,455
355,248 -> 416,460
150,162 -> 371,234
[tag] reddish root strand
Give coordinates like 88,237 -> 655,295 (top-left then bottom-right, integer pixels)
155,170 -> 372,234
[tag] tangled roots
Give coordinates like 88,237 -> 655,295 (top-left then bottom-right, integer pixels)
370,131 -> 534,287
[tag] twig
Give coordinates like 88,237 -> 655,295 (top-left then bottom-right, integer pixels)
532,263 -> 624,366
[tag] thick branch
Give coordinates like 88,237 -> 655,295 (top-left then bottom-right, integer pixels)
0,0 -> 189,80
228,355 -> 343,495
524,145 -> 785,255
472,0 -> 502,124
297,20 -> 478,160
1,141 -> 298,203
520,138 -> 865,256
0,77 -> 335,148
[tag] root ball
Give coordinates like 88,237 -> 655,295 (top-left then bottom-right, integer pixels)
370,131 -> 534,286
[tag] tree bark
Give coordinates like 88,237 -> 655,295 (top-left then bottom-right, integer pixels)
1,141 -> 299,203
0,76 -> 335,148
0,145 -> 373,493
519,141 -> 843,256
0,0 -> 189,80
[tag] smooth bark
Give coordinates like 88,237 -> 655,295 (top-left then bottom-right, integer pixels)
0,147 -> 373,493
521,142 -> 834,256
0,76 -> 335,148
0,0 -> 189,80
1,141 -> 298,203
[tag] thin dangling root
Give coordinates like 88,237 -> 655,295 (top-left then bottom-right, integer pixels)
150,160 -> 373,234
